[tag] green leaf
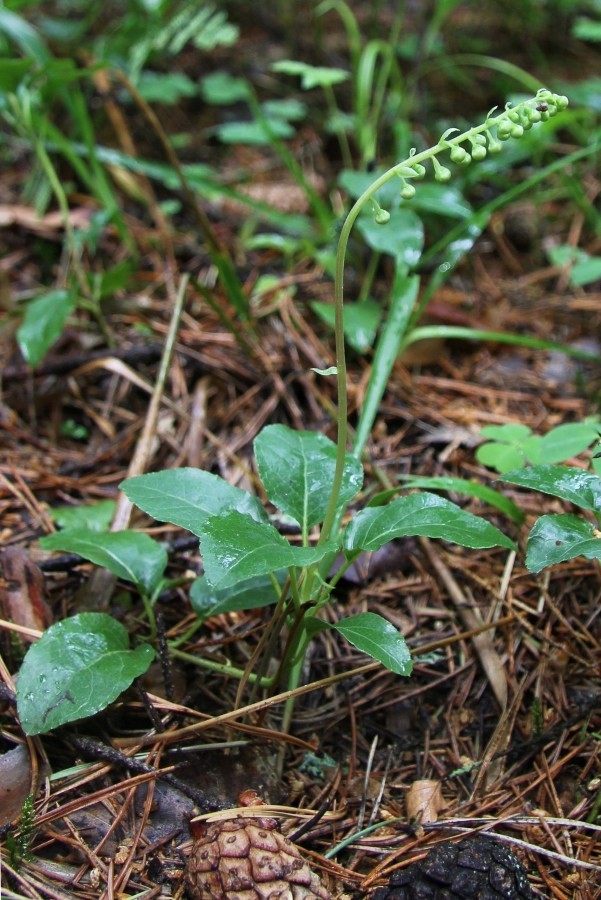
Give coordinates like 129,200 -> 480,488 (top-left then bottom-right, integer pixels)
525,514 -> 601,573
0,58 -> 35,91
254,425 -> 363,531
200,511 -> 334,590
405,183 -> 472,219
476,424 -> 543,473
476,442 -> 529,474
395,475 -> 524,524
50,500 -> 116,532
200,70 -> 249,104
537,422 -> 600,463
357,207 -> 424,267
16,613 -> 154,735
311,299 -> 382,353
272,59 -> 350,90
190,571 -> 286,620
501,466 -> 601,512
214,119 -> 295,145
121,468 -> 267,534
332,613 -> 412,675
137,70 -> 197,104
40,529 -> 167,594
17,290 -> 76,368
344,493 -> 515,552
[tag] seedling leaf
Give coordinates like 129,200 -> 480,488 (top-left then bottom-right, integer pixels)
501,466 -> 601,512
344,493 -> 515,552
200,510 -> 334,590
121,468 -> 267,533
16,613 -> 154,735
333,612 -> 412,675
50,501 -> 116,532
525,513 -> 601,572
40,529 -> 167,594
254,425 -> 363,530
17,290 -> 76,368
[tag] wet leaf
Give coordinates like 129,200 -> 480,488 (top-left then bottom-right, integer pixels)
254,425 -> 363,530
121,468 -> 267,534
200,511 -> 334,590
16,613 -> 154,735
333,612 -> 412,675
344,493 -> 515,552
501,466 -> 601,512
190,571 -> 286,620
40,528 -> 167,594
525,513 -> 601,572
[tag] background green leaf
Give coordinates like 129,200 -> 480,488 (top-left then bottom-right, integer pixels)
16,613 -> 154,735
40,528 -> 167,594
50,500 -> 116,532
525,514 -> 601,572
17,290 -> 76,368
357,207 -> 424,267
254,425 -> 363,531
332,612 -> 412,675
190,571 -> 286,620
121,468 -> 267,534
311,299 -> 382,353
344,492 -> 516,552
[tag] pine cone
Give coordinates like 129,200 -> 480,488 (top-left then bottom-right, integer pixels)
185,815 -> 331,899
372,835 -> 533,899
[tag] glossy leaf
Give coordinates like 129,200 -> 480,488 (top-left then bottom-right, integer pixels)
16,613 -> 154,735
254,425 -> 363,531
344,492 -> 515,552
525,514 -> 601,572
121,468 -> 267,534
395,475 -> 524,524
17,290 -> 76,368
501,466 -> 601,512
190,571 -> 287,620
357,207 -> 424,267
333,613 -> 412,675
201,510 -> 334,590
311,299 -> 382,353
40,529 -> 167,594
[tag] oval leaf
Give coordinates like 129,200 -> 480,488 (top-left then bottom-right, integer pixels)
525,513 -> 601,573
501,466 -> 601,512
190,571 -> 286,620
121,468 -> 267,534
311,300 -> 382,353
537,423 -> 599,464
201,511 -> 335,590
357,207 -> 424,267
17,290 -> 75,368
333,612 -> 412,675
16,613 -> 154,735
344,493 -> 515,552
40,528 -> 167,594
254,425 -> 363,531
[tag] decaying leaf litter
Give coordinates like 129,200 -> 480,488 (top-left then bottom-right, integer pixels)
1,3 -> 601,898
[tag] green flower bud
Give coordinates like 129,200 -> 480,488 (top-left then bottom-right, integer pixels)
527,107 -> 542,124
507,109 -> 521,124
510,123 -> 524,138
432,156 -> 452,182
374,208 -> 391,224
411,163 -> 426,178
546,102 -> 558,116
471,144 -> 487,161
450,145 -> 471,165
554,94 -> 569,110
486,131 -> 503,153
497,122 -> 512,141
400,181 -> 416,200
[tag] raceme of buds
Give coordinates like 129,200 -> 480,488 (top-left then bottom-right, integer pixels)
372,89 -> 568,223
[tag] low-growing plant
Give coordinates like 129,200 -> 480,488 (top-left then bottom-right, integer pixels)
19,89 -> 576,737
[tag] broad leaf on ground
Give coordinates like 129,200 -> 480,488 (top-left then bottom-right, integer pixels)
525,513 -> 601,572
50,500 -> 116,532
40,528 -> 167,594
344,493 -> 515,552
200,510 -> 335,590
121,468 -> 267,534
502,466 -> 601,512
17,290 -> 76,368
254,425 -> 363,531
16,613 -> 154,735
332,612 -> 412,676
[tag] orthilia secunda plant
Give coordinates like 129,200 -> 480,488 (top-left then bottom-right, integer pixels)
17,88 -> 568,741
